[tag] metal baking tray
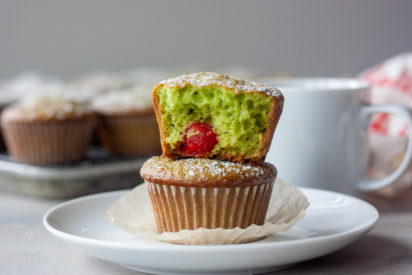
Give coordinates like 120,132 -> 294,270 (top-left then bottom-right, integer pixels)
0,148 -> 146,198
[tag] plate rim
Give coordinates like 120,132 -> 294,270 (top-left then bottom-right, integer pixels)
43,186 -> 379,251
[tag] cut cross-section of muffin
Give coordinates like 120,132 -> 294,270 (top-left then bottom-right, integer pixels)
152,72 -> 284,164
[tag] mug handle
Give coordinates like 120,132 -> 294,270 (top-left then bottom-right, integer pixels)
358,104 -> 412,191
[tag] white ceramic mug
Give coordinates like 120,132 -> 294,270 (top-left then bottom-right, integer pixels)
265,78 -> 412,194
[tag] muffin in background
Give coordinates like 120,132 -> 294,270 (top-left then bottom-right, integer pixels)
140,157 -> 277,233
91,86 -> 161,157
0,72 -> 62,105
0,105 -> 8,150
0,73 -> 63,151
1,96 -> 97,165
68,72 -> 135,99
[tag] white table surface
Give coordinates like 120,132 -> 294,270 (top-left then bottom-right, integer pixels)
1,189 -> 412,275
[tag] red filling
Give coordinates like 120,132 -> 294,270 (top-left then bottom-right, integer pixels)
179,122 -> 218,157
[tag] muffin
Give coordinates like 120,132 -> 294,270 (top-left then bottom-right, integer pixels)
68,72 -> 135,99
140,157 -> 277,233
152,72 -> 284,165
1,96 -> 96,165
0,74 -> 62,150
0,72 -> 61,105
91,86 -> 161,157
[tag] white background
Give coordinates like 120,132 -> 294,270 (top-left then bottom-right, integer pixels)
1,0 -> 411,78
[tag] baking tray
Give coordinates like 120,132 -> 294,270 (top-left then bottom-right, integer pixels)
0,148 -> 146,198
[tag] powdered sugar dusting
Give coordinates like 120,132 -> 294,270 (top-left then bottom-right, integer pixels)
69,72 -> 134,94
3,95 -> 92,121
91,85 -> 153,113
141,157 -> 275,185
159,72 -> 282,98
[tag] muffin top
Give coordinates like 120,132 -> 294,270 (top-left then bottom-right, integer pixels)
27,84 -> 99,103
2,95 -> 93,122
157,72 -> 282,98
0,73 -> 61,105
69,72 -> 134,94
91,85 -> 154,115
140,156 -> 277,187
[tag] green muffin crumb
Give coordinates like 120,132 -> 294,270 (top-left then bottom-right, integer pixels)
157,85 -> 272,157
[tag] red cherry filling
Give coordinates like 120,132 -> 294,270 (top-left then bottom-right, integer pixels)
179,122 -> 218,157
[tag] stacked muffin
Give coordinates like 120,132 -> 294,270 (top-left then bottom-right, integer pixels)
140,72 -> 284,232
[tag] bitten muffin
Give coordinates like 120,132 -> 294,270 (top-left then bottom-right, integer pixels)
91,86 -> 161,157
152,72 -> 284,165
1,96 -> 96,165
140,156 -> 277,233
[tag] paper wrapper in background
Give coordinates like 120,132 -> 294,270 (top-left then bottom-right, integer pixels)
104,179 -> 309,245
360,53 -> 412,198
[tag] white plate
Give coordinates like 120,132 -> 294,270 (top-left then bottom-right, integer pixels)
43,188 -> 378,275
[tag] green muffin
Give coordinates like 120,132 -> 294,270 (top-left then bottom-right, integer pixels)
153,72 -> 283,164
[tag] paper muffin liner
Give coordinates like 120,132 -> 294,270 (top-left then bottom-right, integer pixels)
98,114 -> 161,157
105,179 -> 309,245
147,181 -> 274,232
2,117 -> 96,165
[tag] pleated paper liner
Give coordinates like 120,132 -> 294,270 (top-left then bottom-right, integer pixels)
97,114 -> 161,157
147,181 -> 274,232
105,179 -> 309,245
2,116 -> 97,165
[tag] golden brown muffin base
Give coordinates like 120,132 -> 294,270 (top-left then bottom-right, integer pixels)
141,157 -> 277,233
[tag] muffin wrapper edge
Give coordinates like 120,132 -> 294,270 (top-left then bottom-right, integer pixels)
2,118 -> 96,165
147,181 -> 274,232
105,179 -> 309,245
